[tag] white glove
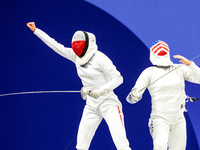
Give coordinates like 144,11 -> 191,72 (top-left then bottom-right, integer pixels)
126,88 -> 142,104
89,89 -> 103,99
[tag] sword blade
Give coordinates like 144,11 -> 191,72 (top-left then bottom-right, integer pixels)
139,55 -> 200,92
0,91 -> 81,97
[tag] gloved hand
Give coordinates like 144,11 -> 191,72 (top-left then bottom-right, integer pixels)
130,88 -> 142,101
126,93 -> 135,104
89,89 -> 103,99
126,88 -> 142,104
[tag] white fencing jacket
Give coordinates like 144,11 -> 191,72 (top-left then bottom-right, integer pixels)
34,28 -> 123,111
127,63 -> 200,124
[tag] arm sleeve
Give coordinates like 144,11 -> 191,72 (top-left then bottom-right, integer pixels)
98,54 -> 123,94
126,68 -> 151,104
34,28 -> 76,63
183,62 -> 200,84
133,68 -> 151,94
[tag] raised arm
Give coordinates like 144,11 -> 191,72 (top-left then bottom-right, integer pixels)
174,55 -> 200,83
26,22 -> 76,63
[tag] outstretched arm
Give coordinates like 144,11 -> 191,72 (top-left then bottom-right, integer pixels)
26,22 -> 76,63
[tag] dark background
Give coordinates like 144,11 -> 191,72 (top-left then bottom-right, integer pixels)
0,0 -> 199,149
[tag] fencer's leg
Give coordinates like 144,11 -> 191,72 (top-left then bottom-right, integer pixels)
103,106 -> 131,150
76,105 -> 102,150
149,117 -> 170,150
168,115 -> 186,150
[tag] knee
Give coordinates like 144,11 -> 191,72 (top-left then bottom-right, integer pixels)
153,139 -> 168,150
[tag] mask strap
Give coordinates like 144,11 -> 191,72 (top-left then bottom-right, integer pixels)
79,31 -> 89,58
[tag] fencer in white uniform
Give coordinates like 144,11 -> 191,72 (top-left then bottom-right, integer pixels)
27,22 -> 131,150
126,40 -> 200,150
